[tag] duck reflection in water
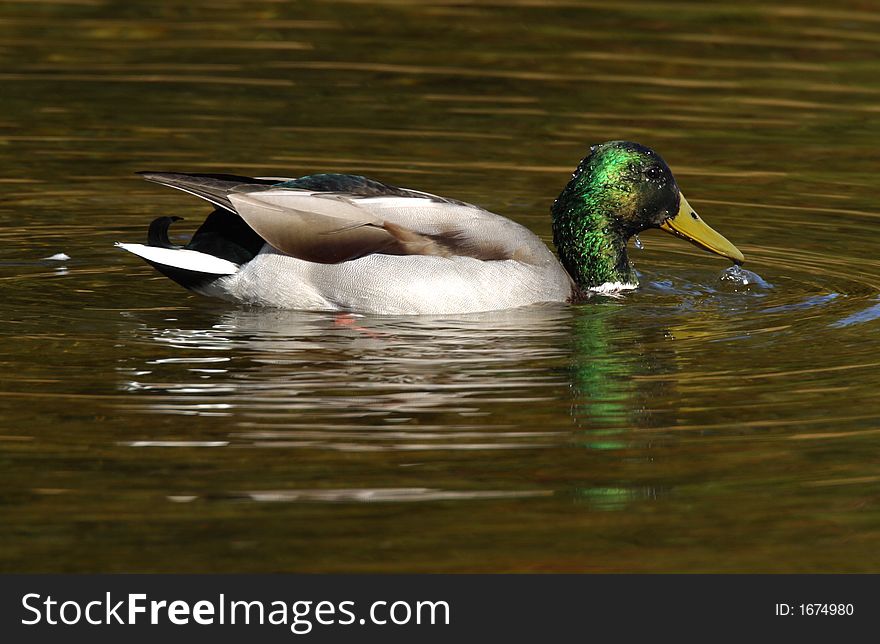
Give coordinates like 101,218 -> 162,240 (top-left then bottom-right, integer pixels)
118,302 -> 679,508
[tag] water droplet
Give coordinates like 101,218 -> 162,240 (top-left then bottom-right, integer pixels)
718,265 -> 771,291
633,235 -> 643,250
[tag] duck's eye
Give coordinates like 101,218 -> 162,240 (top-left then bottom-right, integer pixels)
644,165 -> 664,183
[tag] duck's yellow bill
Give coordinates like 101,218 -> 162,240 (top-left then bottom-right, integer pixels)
659,193 -> 744,265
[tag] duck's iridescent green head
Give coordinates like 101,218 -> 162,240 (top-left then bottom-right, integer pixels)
551,141 -> 743,291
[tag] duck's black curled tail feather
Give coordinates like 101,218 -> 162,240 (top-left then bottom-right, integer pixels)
138,171 -> 280,212
148,216 -> 183,248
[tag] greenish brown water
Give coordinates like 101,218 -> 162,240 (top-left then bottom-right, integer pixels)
3,0 -> 880,572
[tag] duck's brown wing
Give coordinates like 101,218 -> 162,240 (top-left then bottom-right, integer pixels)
228,189 -> 549,265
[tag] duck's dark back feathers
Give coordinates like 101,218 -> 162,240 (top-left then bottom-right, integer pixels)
185,208 -> 266,264
274,173 -> 465,204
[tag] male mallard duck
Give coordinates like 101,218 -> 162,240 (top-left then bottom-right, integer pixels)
118,141 -> 743,314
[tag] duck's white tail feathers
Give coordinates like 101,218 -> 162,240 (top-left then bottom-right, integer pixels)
116,243 -> 239,274
116,242 -> 239,287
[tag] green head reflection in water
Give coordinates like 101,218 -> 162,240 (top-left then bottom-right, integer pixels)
568,310 -> 680,449
551,141 -> 744,291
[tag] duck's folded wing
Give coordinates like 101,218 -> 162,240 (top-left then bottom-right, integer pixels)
228,190 -> 546,265
138,172 -> 285,212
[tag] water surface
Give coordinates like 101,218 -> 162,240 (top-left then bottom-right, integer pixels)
2,0 -> 880,572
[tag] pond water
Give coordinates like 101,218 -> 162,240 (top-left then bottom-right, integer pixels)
2,0 -> 880,572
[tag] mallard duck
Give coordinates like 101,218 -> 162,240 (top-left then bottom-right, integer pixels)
117,141 -> 743,314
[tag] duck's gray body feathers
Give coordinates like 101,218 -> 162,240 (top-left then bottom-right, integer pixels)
201,245 -> 571,315
120,172 -> 574,315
